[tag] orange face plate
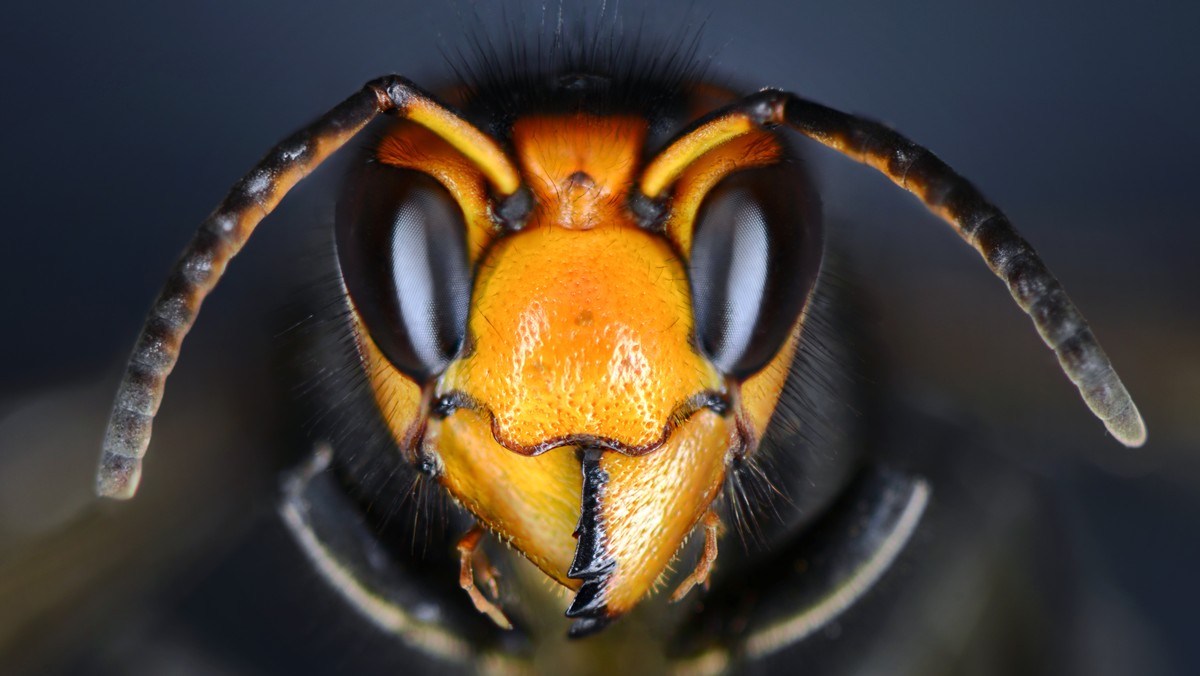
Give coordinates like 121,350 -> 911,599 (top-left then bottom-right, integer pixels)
356,111 -> 804,620
439,223 -> 724,452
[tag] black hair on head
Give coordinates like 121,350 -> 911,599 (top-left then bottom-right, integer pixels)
441,1 -> 719,144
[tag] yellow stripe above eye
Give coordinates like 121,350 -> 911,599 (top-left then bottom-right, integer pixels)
406,98 -> 522,196
639,113 -> 758,198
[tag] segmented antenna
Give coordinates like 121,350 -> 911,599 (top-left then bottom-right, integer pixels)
98,77 -> 524,499
641,90 -> 1146,447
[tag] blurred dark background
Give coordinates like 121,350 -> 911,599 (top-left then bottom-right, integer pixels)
1,1 -> 1196,674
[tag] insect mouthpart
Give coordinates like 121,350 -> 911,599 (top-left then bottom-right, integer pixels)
564,447 -> 618,638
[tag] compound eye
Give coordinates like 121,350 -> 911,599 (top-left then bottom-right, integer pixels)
689,165 -> 822,380
336,164 -> 472,383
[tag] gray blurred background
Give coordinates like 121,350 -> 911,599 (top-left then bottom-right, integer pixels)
1,0 -> 1197,673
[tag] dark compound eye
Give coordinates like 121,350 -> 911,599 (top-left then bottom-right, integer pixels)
689,164 -> 823,380
336,164 -> 472,383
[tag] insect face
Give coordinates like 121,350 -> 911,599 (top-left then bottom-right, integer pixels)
96,55 -> 1145,643
342,106 -> 822,631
